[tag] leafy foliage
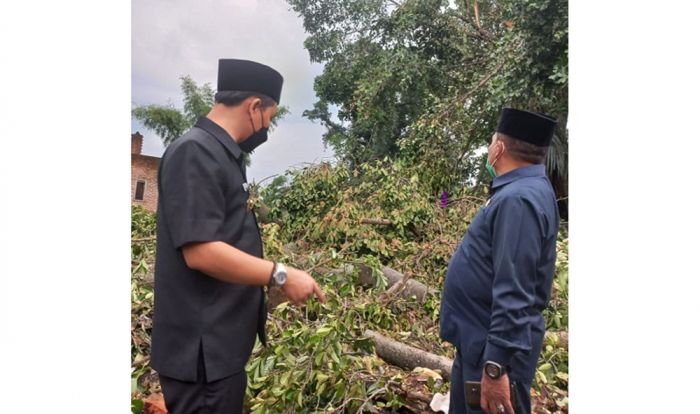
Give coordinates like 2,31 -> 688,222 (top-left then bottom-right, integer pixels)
132,75 -> 214,146
288,0 -> 568,197
131,206 -> 158,413
131,160 -> 568,412
246,272 -> 425,413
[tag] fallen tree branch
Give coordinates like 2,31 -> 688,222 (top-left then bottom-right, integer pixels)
380,266 -> 433,302
380,245 -> 436,303
360,218 -> 393,226
378,277 -> 409,303
132,236 -> 156,243
346,264 -> 434,303
365,329 -> 453,378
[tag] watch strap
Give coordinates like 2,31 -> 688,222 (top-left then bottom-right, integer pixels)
268,262 -> 278,287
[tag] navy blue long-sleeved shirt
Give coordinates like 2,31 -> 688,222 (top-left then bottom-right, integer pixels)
440,164 -> 559,382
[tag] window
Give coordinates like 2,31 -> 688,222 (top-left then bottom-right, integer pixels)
135,181 -> 146,201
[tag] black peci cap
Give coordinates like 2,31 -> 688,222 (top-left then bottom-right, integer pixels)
496,108 -> 557,147
217,59 -> 284,104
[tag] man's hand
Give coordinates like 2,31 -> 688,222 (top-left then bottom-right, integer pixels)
480,370 -> 515,414
282,267 -> 327,305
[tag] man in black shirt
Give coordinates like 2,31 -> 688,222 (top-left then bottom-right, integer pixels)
151,59 -> 326,414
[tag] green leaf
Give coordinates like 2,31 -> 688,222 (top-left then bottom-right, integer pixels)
317,382 -> 327,396
131,399 -> 144,414
316,326 -> 332,336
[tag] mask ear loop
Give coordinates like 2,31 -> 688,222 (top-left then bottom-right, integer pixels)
492,141 -> 505,166
248,101 -> 261,134
488,141 -> 504,177
258,105 -> 265,129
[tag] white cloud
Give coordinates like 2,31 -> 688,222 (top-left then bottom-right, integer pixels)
132,0 -> 334,181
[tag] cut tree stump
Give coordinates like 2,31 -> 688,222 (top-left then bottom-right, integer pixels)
365,329 -> 453,378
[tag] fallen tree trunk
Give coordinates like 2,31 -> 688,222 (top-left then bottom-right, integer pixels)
322,263 -> 435,303
331,264 -> 434,302
381,266 -> 434,302
355,265 -> 435,303
365,329 -> 453,378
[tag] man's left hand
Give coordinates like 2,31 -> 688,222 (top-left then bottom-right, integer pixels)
480,369 -> 515,414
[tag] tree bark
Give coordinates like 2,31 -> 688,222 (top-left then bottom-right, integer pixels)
327,264 -> 435,302
381,266 -> 433,302
365,329 -> 453,378
355,265 -> 434,303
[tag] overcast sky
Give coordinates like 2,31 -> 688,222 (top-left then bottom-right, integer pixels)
132,0 -> 336,184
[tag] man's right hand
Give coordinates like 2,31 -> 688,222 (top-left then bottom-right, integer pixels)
282,267 -> 327,305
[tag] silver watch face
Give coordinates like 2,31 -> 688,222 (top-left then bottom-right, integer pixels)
485,363 -> 501,379
274,265 -> 287,285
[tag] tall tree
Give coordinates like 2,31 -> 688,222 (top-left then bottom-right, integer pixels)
288,0 -> 568,207
132,75 -> 215,146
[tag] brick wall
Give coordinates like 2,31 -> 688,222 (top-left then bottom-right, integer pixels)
131,154 -> 160,212
131,132 -> 160,212
132,132 -> 143,155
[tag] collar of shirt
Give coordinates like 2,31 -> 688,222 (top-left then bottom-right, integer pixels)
194,116 -> 243,160
489,164 -> 546,195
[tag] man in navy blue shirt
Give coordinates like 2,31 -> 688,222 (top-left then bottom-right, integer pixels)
440,108 -> 560,414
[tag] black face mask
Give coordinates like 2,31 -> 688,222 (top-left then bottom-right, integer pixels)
240,109 -> 268,153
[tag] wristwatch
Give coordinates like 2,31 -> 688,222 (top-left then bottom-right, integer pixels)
269,262 -> 288,288
484,361 -> 507,379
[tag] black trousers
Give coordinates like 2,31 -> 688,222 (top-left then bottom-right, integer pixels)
449,350 -> 531,414
158,347 -> 247,414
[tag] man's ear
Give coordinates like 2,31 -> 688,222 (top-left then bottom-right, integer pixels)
497,139 -> 506,155
247,97 -> 262,114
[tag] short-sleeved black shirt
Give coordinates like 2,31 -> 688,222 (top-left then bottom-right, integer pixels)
151,117 -> 267,382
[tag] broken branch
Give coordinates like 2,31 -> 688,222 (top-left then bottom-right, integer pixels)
365,329 -> 453,378
360,218 -> 393,226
